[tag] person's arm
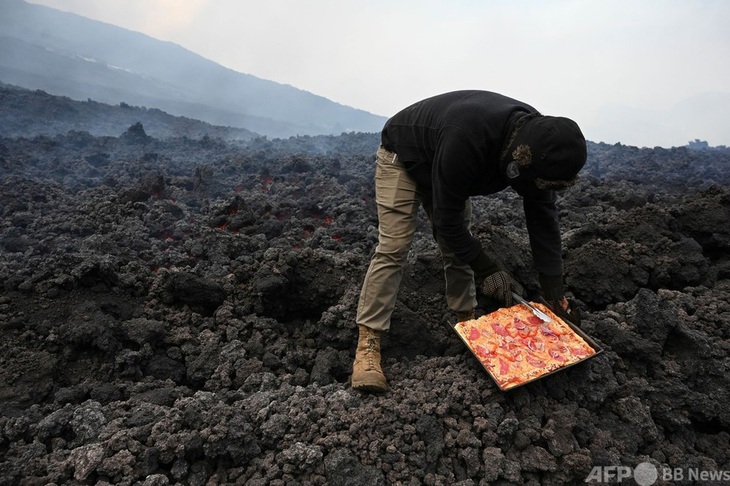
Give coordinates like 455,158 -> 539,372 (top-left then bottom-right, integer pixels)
517,182 -> 579,320
431,127 -> 524,305
429,127 -> 484,265
520,185 -> 563,278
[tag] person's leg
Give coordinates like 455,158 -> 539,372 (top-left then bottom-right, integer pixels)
353,146 -> 420,392
422,198 -> 477,319
356,147 -> 420,331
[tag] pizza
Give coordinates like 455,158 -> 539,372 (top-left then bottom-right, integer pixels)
454,302 -> 596,390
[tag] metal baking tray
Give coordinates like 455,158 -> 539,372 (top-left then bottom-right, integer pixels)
453,300 -> 603,391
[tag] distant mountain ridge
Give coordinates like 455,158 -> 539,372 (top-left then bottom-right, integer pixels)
0,0 -> 387,138
0,82 -> 258,140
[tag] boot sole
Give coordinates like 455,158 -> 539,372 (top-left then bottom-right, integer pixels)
350,376 -> 387,393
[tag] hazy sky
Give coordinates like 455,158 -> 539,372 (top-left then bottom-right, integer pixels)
28,0 -> 730,147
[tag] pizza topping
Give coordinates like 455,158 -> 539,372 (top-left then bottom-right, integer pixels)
499,357 -> 510,375
548,347 -> 566,362
491,322 -> 509,337
475,344 -> 491,358
525,354 -> 545,367
522,337 -> 537,352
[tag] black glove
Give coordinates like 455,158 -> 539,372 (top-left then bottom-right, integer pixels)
469,249 -> 524,307
540,273 -> 582,325
482,270 -> 525,306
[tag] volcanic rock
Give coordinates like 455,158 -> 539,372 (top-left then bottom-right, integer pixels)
0,126 -> 729,484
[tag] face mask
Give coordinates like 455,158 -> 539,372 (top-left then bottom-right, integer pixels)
534,177 -> 578,191
506,159 -> 578,190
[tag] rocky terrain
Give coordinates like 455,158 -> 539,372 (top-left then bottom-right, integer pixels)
1,120 -> 729,485
0,84 -> 257,141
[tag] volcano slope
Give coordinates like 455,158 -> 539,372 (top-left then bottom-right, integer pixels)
1,127 -> 729,485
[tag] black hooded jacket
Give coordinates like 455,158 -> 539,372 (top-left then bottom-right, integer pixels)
380,90 -> 562,277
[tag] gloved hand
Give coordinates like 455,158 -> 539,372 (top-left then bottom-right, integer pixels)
468,249 -> 524,307
481,270 -> 525,307
540,273 -> 582,325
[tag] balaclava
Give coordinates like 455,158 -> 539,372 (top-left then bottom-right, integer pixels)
502,115 -> 587,189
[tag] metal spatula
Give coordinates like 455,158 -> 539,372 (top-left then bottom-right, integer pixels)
512,292 -> 552,323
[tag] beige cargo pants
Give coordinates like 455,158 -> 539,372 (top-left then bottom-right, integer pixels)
356,145 -> 477,331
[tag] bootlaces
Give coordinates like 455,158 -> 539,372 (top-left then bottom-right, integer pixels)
365,335 -> 379,369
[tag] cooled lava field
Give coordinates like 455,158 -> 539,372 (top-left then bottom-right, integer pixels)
1,124 -> 729,485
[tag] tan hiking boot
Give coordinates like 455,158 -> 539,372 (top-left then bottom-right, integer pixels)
456,309 -> 475,322
351,325 -> 387,393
